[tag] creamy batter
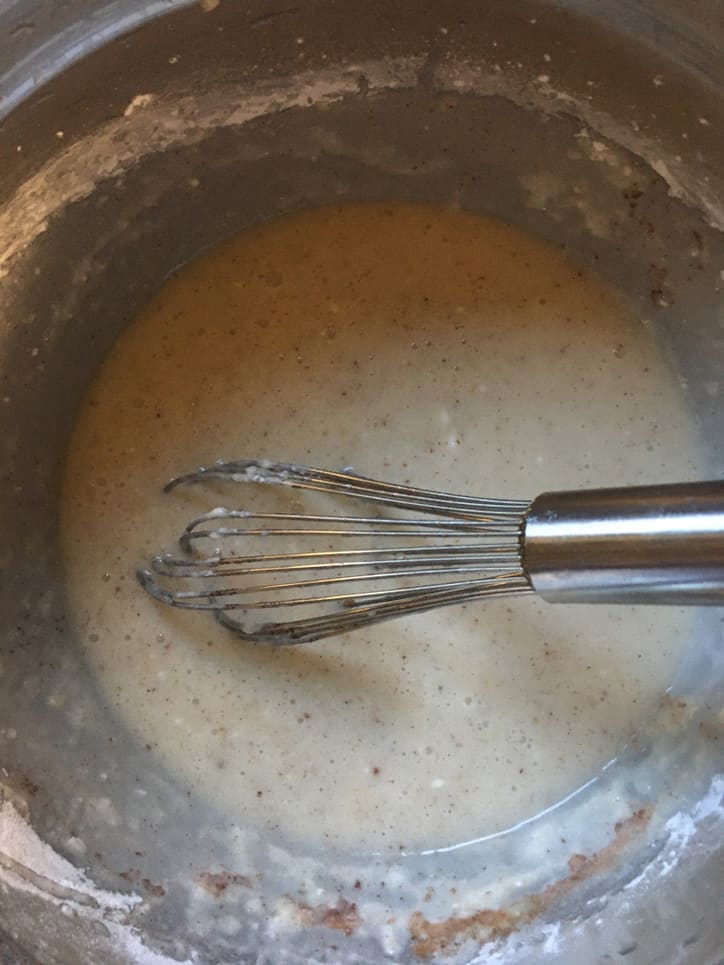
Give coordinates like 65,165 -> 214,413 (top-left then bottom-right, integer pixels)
61,203 -> 699,853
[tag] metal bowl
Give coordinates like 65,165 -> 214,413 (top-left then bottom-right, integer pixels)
1,1 -> 722,961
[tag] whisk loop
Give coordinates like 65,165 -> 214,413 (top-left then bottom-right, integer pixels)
138,459 -> 533,645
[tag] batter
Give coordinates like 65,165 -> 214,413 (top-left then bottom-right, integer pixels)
60,204 -> 699,853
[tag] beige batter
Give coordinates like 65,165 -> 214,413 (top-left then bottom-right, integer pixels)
61,203 -> 699,853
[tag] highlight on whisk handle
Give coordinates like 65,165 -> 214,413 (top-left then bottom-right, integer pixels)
523,480 -> 724,605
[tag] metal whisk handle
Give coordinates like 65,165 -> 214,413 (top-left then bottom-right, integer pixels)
524,481 -> 724,605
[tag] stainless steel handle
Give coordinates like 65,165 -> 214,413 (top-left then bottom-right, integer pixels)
523,481 -> 724,604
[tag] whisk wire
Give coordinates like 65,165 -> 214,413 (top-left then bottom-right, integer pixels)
140,459 -> 533,644
214,578 -> 530,644
166,460 -> 529,518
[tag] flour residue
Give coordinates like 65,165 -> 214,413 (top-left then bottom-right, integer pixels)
0,799 -> 189,964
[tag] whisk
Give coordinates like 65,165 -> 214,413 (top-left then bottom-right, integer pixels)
138,459 -> 724,645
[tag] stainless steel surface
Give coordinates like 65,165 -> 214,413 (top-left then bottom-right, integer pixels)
140,463 -> 724,644
0,0 -> 722,962
526,481 -> 724,604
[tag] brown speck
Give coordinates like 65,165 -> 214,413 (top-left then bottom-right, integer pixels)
371,766 -> 381,776
142,878 -> 166,897
295,897 -> 360,936
567,853 -> 588,875
18,777 -> 39,797
648,265 -> 673,307
658,693 -> 691,730
195,871 -> 252,897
